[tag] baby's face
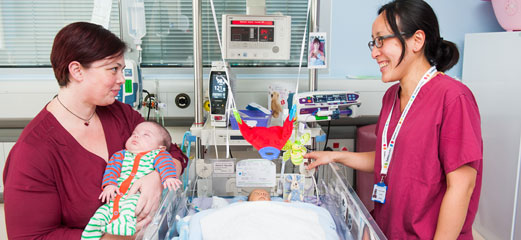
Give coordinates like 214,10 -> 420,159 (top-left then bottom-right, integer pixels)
249,189 -> 271,201
125,122 -> 163,153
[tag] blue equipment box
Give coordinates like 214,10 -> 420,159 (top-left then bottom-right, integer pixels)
230,109 -> 271,130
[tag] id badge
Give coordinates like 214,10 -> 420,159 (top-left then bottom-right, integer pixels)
371,182 -> 387,204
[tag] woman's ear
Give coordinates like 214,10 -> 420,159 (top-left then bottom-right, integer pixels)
68,61 -> 83,82
412,30 -> 426,53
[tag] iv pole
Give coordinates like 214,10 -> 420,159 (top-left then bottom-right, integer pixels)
193,0 -> 204,160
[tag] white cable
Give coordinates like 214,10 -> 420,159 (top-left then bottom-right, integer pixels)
311,174 -> 319,205
191,175 -> 199,198
209,0 -> 312,160
293,0 -> 313,100
511,135 -> 521,239
213,126 -> 219,159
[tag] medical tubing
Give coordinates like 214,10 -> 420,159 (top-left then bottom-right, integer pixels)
290,0 -> 312,142
323,121 -> 331,151
191,175 -> 199,198
311,174 -> 319,204
213,126 -> 219,159
293,0 -> 313,98
181,131 -> 192,190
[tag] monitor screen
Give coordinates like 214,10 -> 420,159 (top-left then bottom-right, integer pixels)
210,72 -> 227,100
231,27 -> 258,42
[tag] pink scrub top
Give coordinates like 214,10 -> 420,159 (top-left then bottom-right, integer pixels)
372,74 -> 482,239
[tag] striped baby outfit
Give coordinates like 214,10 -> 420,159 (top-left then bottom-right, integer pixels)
81,149 -> 177,239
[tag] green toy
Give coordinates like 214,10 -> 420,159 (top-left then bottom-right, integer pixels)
282,133 -> 311,165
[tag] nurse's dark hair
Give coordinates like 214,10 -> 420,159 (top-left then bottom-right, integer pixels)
50,22 -> 127,86
378,0 -> 459,72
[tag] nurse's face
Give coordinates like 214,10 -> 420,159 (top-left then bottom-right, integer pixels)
81,55 -> 126,106
370,13 -> 411,83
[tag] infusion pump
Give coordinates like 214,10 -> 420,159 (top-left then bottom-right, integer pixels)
222,14 -> 291,60
296,91 -> 361,122
116,59 -> 141,109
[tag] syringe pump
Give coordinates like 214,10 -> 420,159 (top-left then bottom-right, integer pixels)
295,91 -> 361,122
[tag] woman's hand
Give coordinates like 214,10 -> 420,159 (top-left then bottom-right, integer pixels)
304,151 -> 337,169
128,171 -> 162,231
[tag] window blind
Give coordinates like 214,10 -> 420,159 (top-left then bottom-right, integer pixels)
0,0 -> 120,66
142,0 -> 309,67
0,0 -> 308,67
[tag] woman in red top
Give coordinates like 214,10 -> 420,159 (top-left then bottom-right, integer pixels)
306,0 -> 482,239
3,22 -> 186,239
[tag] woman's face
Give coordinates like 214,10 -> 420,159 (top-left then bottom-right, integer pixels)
81,55 -> 126,106
370,13 -> 411,83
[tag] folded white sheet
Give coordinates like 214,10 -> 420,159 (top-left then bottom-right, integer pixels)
199,201 -> 336,240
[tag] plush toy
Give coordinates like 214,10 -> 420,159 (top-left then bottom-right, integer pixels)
270,91 -> 283,118
284,174 -> 304,202
282,133 -> 311,165
233,106 -> 297,160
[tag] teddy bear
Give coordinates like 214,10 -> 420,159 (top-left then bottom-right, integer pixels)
270,91 -> 283,119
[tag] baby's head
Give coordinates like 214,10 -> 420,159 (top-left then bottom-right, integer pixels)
125,121 -> 172,153
248,189 -> 271,201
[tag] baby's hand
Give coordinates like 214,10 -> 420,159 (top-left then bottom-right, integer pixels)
99,185 -> 120,203
163,178 -> 182,191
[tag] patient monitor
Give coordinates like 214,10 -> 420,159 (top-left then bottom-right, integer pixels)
209,61 -> 234,127
222,14 -> 291,60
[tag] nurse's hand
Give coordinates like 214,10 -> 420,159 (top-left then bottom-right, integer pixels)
304,151 -> 337,170
128,171 -> 162,229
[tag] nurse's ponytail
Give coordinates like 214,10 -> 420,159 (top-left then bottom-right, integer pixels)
431,38 -> 459,72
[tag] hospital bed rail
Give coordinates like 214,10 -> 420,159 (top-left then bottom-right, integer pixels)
141,162 -> 386,240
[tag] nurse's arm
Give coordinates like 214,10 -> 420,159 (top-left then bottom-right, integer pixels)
305,151 -> 375,172
434,164 -> 477,240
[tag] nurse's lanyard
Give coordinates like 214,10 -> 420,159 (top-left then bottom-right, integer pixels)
371,66 -> 437,204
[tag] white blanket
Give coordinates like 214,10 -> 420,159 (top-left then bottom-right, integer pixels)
199,201 -> 335,240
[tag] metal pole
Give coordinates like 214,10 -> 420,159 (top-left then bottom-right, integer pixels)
309,0 -> 320,153
118,0 -> 124,38
193,0 -> 204,159
308,0 -> 319,92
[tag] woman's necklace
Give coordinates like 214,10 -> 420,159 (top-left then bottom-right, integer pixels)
55,95 -> 96,126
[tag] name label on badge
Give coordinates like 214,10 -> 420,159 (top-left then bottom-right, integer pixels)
371,182 -> 387,204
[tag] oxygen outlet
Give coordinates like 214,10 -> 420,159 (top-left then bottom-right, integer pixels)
175,93 -> 191,109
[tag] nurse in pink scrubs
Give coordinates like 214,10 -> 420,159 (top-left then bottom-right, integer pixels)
305,0 -> 482,239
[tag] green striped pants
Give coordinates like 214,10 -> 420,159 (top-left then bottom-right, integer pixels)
81,193 -> 141,239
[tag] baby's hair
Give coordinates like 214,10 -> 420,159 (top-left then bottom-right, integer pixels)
145,121 -> 172,151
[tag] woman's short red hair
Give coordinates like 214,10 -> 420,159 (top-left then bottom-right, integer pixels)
50,22 -> 127,86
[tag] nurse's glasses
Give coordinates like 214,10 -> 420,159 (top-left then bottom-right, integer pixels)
368,32 -> 408,51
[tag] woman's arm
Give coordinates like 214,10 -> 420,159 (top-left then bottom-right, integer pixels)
304,151 -> 375,172
434,165 -> 477,240
127,170 -> 162,226
4,144 -> 84,239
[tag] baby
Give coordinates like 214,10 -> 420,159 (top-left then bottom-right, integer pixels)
81,121 -> 182,239
248,189 -> 271,201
